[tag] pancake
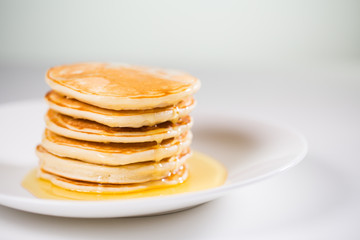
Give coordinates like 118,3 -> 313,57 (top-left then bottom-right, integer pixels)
28,62 -> 200,196
46,91 -> 195,128
37,164 -> 188,193
45,110 -> 192,143
41,129 -> 192,165
37,145 -> 190,184
46,63 -> 200,110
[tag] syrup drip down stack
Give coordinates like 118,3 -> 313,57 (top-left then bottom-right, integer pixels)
36,63 -> 200,193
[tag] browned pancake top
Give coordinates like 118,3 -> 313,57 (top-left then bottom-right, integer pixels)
47,63 -> 199,99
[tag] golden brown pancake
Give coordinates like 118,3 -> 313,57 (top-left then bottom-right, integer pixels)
37,164 -> 188,193
37,145 -> 190,184
41,129 -> 192,165
45,110 -> 193,143
46,91 -> 195,128
46,63 -> 200,110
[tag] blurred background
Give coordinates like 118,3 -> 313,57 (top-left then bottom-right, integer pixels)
1,0 -> 360,66
0,1 -> 359,239
1,0 -> 360,114
1,0 -> 360,110
1,0 -> 360,106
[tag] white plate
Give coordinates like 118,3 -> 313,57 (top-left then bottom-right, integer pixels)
0,100 -> 307,218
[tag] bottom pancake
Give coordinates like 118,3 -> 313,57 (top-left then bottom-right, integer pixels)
37,165 -> 188,193
36,145 -> 190,184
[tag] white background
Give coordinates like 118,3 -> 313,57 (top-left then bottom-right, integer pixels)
0,0 -> 359,239
1,0 -> 360,66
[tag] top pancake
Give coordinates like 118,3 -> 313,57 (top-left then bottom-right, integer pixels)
46,63 -> 200,110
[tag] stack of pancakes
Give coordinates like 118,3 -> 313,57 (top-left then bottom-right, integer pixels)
36,63 -> 200,193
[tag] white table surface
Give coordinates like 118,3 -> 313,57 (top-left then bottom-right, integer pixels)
0,62 -> 359,240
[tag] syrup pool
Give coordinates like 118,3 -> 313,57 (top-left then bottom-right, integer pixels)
22,152 -> 227,201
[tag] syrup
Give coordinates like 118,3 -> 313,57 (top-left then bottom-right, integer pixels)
22,152 -> 227,201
